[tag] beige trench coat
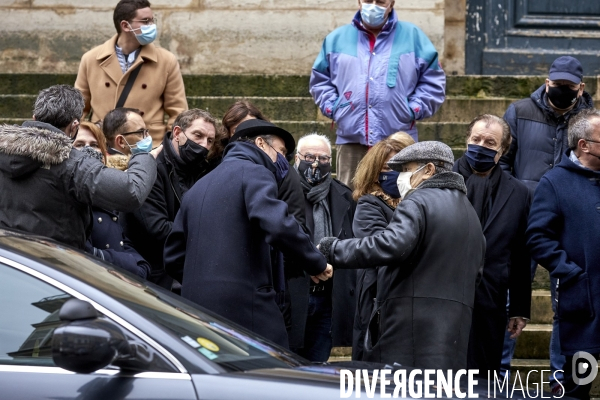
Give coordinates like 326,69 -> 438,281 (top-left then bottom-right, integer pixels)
75,34 -> 188,144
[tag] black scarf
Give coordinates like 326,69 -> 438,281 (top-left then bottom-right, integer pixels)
454,157 -> 502,227
299,174 -> 332,244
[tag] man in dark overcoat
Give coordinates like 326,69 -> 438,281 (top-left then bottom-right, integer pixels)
527,108 -> 600,400
318,141 -> 485,371
164,120 -> 332,349
288,133 -> 356,361
453,114 -> 531,377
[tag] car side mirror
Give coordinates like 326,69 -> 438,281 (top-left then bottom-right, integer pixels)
52,298 -> 130,374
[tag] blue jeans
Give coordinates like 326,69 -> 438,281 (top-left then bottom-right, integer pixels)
298,294 -> 333,362
550,277 -> 565,385
500,329 -> 517,380
532,262 -> 564,386
500,292 -> 516,380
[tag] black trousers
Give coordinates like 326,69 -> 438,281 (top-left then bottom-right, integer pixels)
467,301 -> 508,376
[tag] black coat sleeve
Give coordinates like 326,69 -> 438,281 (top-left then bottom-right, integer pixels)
244,168 -> 326,276
163,206 -> 187,283
508,190 -> 532,319
128,170 -> 174,244
278,169 -> 308,233
331,198 -> 423,269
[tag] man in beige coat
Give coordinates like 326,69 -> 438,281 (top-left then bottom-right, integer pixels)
75,0 -> 187,145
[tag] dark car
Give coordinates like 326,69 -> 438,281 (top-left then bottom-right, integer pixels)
0,229 -> 543,400
0,229 -> 388,400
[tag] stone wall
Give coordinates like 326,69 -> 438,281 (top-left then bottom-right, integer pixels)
0,0 -> 461,75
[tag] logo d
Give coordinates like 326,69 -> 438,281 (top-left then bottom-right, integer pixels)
573,351 -> 598,386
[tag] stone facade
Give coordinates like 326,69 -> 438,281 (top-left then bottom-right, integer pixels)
0,0 -> 464,75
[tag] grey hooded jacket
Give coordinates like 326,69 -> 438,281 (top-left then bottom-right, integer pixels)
0,121 -> 157,249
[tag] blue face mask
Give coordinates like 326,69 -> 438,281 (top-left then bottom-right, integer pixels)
361,3 -> 388,28
127,135 -> 153,155
378,171 -> 400,198
130,23 -> 157,46
274,152 -> 290,185
465,144 -> 498,172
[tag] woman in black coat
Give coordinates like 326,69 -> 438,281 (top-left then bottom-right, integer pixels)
350,135 -> 414,360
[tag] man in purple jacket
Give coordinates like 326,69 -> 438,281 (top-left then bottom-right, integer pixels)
309,0 -> 446,187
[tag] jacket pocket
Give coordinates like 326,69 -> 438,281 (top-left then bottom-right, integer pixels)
557,273 -> 594,322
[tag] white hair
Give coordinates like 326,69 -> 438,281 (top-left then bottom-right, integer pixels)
297,133 -> 332,154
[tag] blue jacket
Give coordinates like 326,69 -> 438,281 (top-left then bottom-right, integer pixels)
501,85 -> 593,196
164,141 -> 327,349
309,10 -> 445,146
527,152 -> 600,355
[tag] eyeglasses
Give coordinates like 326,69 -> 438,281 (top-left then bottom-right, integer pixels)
122,128 -> 150,138
298,152 -> 332,164
586,139 -> 600,145
131,17 -> 157,25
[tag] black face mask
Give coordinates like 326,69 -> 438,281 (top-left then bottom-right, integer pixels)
297,160 -> 331,185
178,132 -> 209,166
547,85 -> 579,110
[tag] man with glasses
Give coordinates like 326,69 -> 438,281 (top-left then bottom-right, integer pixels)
527,108 -> 600,400
0,84 -> 160,250
500,56 -> 594,393
75,0 -> 187,146
122,109 -> 217,290
289,133 -> 356,361
103,107 -> 153,169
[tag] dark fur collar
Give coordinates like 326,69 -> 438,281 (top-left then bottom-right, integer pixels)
0,123 -> 72,166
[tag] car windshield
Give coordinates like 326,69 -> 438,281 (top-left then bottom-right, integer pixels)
0,232 -> 307,372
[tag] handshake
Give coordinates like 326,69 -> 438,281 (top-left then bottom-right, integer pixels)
311,263 -> 333,284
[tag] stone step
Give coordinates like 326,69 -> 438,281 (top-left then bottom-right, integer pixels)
514,324 -> 551,360
187,96 -> 318,121
0,74 -> 598,98
531,290 -> 553,325
427,97 -> 515,123
0,93 -> 521,123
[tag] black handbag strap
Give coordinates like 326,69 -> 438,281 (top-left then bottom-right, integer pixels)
116,63 -> 143,109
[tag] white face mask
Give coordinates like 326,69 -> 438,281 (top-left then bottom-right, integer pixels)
396,164 -> 426,199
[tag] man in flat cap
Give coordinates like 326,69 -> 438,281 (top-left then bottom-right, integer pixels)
318,141 -> 485,370
164,119 -> 332,349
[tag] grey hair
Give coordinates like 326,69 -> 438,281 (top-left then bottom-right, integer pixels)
33,85 -> 84,130
244,134 -> 275,145
568,108 -> 600,149
297,133 -> 332,154
416,161 -> 452,176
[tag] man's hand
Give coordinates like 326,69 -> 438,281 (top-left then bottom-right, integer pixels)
150,144 -> 163,159
311,263 -> 333,284
507,317 -> 527,339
